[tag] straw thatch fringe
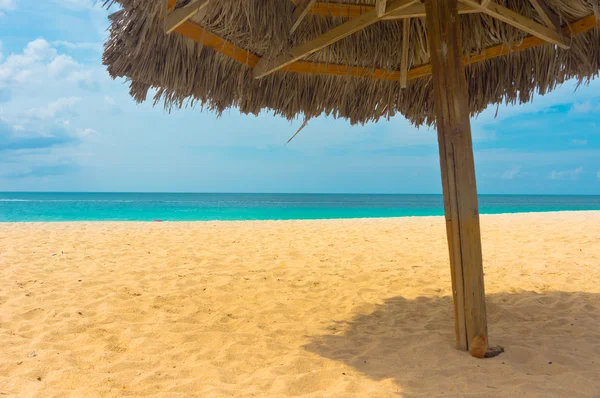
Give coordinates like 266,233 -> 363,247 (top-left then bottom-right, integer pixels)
103,0 -> 600,126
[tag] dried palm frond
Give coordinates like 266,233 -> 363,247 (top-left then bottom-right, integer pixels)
103,0 -> 600,126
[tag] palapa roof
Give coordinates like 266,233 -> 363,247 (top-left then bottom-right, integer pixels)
103,0 -> 600,126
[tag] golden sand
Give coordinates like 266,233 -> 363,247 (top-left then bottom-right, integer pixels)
1,212 -> 600,397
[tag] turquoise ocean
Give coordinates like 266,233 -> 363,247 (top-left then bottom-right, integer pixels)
1,192 -> 600,222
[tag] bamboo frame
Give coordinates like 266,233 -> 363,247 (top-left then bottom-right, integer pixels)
295,0 -> 569,47
381,3 -> 480,19
528,0 -> 561,30
173,14 -> 599,82
165,0 -> 210,34
253,0 -> 419,78
290,0 -> 317,34
165,1 -> 592,81
460,0 -> 569,48
400,18 -> 410,88
306,1 -> 478,19
167,0 -> 580,80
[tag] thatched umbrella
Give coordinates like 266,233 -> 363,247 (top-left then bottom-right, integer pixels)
102,0 -> 600,357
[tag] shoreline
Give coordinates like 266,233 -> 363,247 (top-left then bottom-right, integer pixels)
1,209 -> 600,223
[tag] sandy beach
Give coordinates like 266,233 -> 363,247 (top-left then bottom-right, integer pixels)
1,211 -> 600,397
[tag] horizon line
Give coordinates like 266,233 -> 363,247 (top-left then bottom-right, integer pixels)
1,191 -> 600,197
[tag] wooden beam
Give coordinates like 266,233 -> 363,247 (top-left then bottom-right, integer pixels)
172,15 -> 599,81
175,22 -> 260,67
376,0 -> 387,17
399,18 -> 410,88
305,1 -> 478,19
568,13 -> 600,35
284,14 -> 597,79
461,0 -> 569,49
167,0 -> 177,12
528,0 -> 561,30
253,0 -> 419,78
308,2 -> 371,18
165,0 -> 210,34
382,2 -> 479,19
291,0 -> 317,34
424,0 -> 488,356
301,0 -> 566,26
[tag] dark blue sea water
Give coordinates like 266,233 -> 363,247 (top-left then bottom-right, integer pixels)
1,192 -> 600,222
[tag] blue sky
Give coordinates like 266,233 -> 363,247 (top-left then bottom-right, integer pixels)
0,1 -> 599,194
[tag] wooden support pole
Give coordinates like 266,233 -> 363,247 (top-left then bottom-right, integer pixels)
424,0 -> 488,356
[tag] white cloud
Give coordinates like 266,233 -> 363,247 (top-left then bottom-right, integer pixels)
76,127 -> 96,138
549,166 -> 583,180
11,69 -> 32,83
0,38 -> 101,97
26,97 -> 81,120
570,101 -> 600,115
473,79 -> 600,128
472,128 -> 496,142
104,95 -> 115,105
0,31 -> 112,188
0,12 -> 4,18
0,39 -> 57,86
48,54 -> 80,77
67,70 -> 95,88
501,166 -> 520,180
571,102 -> 591,113
0,0 -> 16,10
52,0 -> 94,10
49,57 -> 96,90
52,41 -> 102,52
22,38 -> 57,61
571,139 -> 588,146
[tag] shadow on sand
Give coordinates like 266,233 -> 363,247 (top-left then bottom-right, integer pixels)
304,291 -> 600,397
